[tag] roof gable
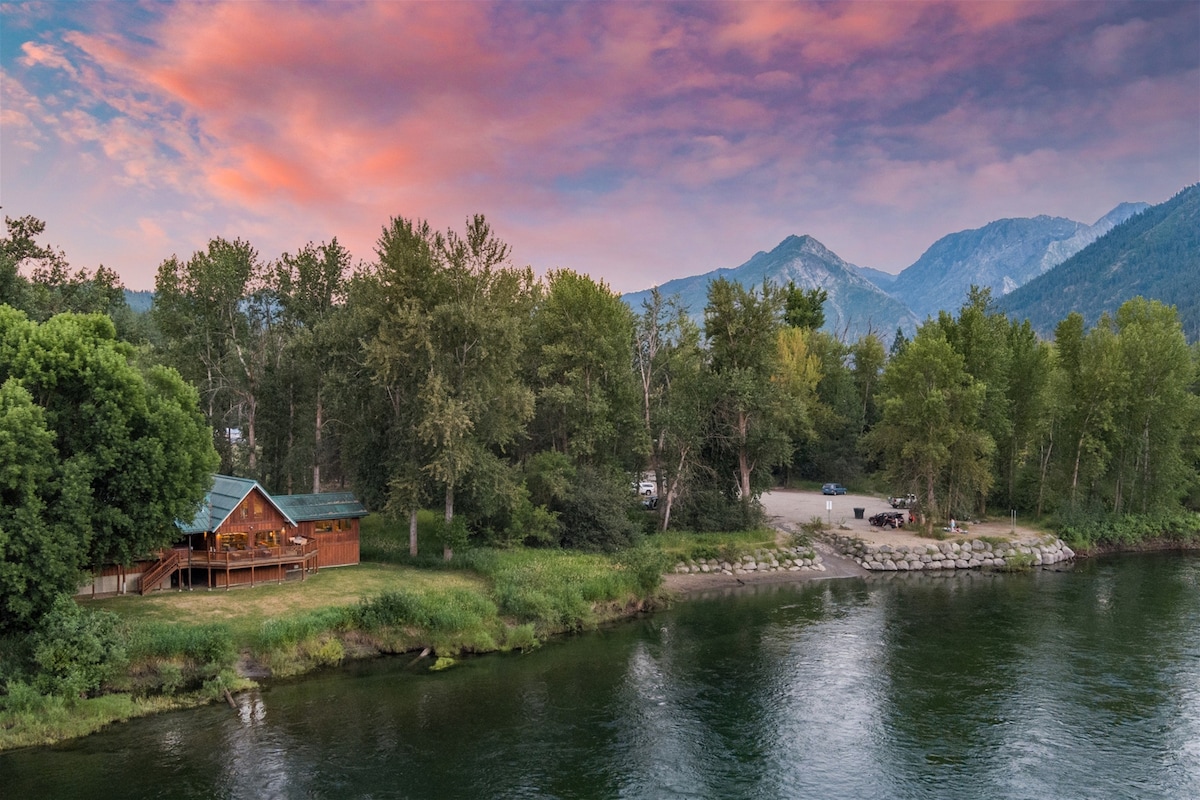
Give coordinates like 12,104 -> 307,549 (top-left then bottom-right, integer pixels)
180,475 -> 298,534
272,492 -> 368,521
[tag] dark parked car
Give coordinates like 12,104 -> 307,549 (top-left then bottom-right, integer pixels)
870,511 -> 906,528
822,483 -> 847,495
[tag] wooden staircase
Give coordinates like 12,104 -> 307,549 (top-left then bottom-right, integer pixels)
140,550 -> 182,595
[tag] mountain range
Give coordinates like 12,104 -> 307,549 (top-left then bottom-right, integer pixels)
998,184 -> 1199,341
622,186 -> 1196,342
621,235 -> 918,339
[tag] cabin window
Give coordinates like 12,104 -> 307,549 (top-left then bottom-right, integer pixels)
315,520 -> 334,533
240,496 -> 268,521
217,532 -> 248,551
254,530 -> 279,548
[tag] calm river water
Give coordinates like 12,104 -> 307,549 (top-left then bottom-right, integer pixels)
4,553 -> 1199,799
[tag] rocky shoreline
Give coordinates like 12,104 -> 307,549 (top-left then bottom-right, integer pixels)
822,532 -> 1075,571
672,546 -> 827,576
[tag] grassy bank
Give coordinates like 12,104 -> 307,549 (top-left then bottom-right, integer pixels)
0,519 -> 687,751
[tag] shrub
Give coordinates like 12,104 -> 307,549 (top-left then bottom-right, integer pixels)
614,545 -> 669,594
29,597 -> 125,699
556,467 -> 641,551
503,624 -> 540,652
671,488 -> 765,532
1056,508 -> 1200,548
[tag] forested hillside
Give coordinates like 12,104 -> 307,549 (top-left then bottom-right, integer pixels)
4,211 -> 1199,563
999,185 -> 1200,341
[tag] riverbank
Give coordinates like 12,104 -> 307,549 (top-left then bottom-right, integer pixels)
0,550 -> 668,751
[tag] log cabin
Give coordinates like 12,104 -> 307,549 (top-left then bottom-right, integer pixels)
79,475 -> 366,595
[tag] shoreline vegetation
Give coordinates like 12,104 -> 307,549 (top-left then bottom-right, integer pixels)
4,509 -> 1198,752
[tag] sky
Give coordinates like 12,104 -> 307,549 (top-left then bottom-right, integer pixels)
2,1 -> 1198,293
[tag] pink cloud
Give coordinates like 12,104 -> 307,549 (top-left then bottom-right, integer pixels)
2,0 -> 1195,294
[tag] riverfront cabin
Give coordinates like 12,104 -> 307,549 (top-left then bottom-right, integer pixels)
77,475 -> 368,595
166,474 -> 315,591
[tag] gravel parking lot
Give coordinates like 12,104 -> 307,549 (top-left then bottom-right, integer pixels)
761,488 -> 1040,546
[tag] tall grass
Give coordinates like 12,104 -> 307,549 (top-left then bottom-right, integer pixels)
654,528 -> 780,562
457,547 -> 663,631
125,622 -> 237,666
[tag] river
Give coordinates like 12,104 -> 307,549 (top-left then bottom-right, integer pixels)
4,553 -> 1198,799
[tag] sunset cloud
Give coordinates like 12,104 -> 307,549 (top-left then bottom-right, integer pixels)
1,1 -> 1195,291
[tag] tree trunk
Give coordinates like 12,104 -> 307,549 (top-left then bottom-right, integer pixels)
313,389 -> 323,494
409,508 -> 418,557
737,410 -> 751,500
660,446 -> 689,532
1036,427 -> 1054,517
443,484 -> 454,562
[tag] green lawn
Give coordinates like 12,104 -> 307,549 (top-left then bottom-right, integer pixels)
89,563 -> 489,641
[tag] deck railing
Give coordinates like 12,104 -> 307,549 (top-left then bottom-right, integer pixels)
190,537 -> 319,568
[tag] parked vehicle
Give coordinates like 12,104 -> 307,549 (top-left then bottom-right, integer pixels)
889,493 -> 917,509
869,511 -> 906,528
822,483 -> 847,495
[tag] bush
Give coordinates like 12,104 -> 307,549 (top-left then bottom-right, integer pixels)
671,488 -> 765,532
555,466 -> 641,551
1055,508 -> 1200,548
29,597 -> 125,699
614,545 -> 669,594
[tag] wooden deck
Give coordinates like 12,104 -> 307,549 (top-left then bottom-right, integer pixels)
143,540 -> 321,592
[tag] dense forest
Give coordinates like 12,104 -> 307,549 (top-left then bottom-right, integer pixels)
4,211 -> 1200,571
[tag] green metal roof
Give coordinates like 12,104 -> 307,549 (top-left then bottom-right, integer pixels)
272,492 -> 368,522
179,474 -> 298,534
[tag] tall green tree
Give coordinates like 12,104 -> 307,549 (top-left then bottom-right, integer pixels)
1108,298 -> 1197,512
0,377 -> 83,633
153,237 -> 271,474
703,278 -> 790,505
265,239 -> 352,493
783,283 -> 827,331
365,215 -> 534,560
0,308 -> 217,630
635,289 -> 710,529
1000,319 -> 1056,512
1,215 -> 130,328
1052,312 -> 1121,510
863,324 -> 993,531
528,269 -> 641,468
938,287 -> 1013,513
792,330 -> 858,483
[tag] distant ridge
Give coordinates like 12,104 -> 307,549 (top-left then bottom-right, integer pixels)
886,202 -> 1147,321
623,235 -> 918,341
998,185 -> 1199,341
